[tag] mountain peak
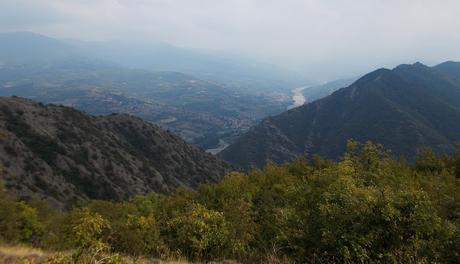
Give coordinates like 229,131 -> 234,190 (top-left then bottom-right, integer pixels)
413,61 -> 426,67
393,61 -> 428,71
353,68 -> 392,86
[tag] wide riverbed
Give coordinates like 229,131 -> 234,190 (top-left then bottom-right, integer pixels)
206,87 -> 308,154
206,139 -> 230,155
287,86 -> 307,110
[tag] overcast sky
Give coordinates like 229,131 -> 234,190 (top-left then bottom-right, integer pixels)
1,0 -> 460,80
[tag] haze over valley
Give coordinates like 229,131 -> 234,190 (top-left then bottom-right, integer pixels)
1,1 -> 460,263
0,32 -> 293,152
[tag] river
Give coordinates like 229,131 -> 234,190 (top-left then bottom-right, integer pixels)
206,87 -> 307,154
206,139 -> 230,155
287,86 -> 307,110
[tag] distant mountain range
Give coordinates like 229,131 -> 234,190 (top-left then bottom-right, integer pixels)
0,97 -> 231,208
0,31 -> 310,93
0,32 -> 290,150
221,61 -> 460,168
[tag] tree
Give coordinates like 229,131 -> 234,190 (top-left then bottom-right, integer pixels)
165,202 -> 232,261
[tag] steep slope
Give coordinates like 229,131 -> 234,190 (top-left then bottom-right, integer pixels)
301,77 -> 357,103
434,61 -> 460,80
0,97 -> 231,208
221,62 -> 460,169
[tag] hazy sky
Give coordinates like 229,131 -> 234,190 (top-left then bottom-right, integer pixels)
1,0 -> 460,80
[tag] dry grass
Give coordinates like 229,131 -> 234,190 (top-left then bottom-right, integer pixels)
0,245 -> 45,257
161,260 -> 190,264
0,244 -> 47,263
0,245 -> 189,263
0,245 -> 242,264
158,260 -> 190,264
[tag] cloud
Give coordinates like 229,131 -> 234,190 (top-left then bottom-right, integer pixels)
1,0 -> 460,80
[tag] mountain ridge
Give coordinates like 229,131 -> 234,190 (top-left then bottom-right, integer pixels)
0,97 -> 232,208
0,31 -> 310,93
221,61 -> 460,168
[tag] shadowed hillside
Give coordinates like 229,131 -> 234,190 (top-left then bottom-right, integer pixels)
221,62 -> 460,168
0,97 -> 231,208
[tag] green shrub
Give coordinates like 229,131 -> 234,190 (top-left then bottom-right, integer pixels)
0,142 -> 459,263
165,202 -> 232,261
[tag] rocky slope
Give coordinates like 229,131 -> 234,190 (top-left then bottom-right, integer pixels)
221,61 -> 460,169
0,97 -> 231,208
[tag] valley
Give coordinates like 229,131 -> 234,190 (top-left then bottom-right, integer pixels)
0,55 -> 459,264
0,60 -> 291,152
0,32 -> 307,153
0,11 -> 459,261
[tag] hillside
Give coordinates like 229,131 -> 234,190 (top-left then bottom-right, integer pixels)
301,77 -> 357,103
0,97 -> 231,208
221,61 -> 460,168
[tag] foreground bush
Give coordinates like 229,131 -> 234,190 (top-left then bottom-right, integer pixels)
0,141 -> 459,263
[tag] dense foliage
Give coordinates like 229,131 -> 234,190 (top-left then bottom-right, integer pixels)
1,141 -> 459,263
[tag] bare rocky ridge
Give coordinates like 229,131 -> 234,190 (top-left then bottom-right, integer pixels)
0,97 -> 232,208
